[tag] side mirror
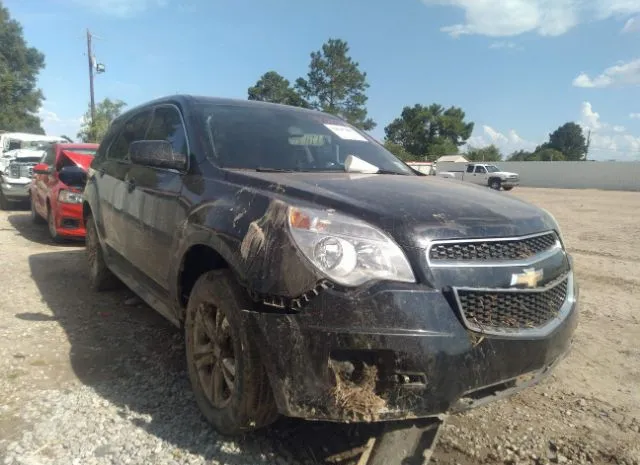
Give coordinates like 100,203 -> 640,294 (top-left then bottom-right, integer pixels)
129,140 -> 187,171
59,165 -> 87,188
33,163 -> 52,175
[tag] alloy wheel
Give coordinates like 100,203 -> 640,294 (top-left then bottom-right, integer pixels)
48,208 -> 58,239
192,302 -> 237,409
86,224 -> 98,272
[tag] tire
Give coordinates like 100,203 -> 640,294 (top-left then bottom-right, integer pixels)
503,186 -> 514,191
489,178 -> 502,190
185,270 -> 277,435
47,205 -> 64,243
31,195 -> 45,224
85,214 -> 121,291
0,189 -> 10,211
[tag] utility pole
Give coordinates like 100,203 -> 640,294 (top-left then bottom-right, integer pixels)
585,129 -> 591,161
86,29 -> 96,139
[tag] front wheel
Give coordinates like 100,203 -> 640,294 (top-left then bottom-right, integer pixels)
31,195 -> 46,224
0,189 -> 10,210
185,270 -> 277,435
489,179 -> 502,190
47,206 -> 63,243
85,215 -> 121,291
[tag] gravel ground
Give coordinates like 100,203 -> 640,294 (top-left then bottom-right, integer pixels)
0,187 -> 639,465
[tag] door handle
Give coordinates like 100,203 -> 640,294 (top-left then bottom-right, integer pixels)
127,179 -> 136,192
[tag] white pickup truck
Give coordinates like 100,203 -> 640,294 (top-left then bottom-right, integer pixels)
436,162 -> 519,191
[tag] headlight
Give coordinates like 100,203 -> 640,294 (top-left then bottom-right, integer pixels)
58,190 -> 83,204
288,206 -> 415,287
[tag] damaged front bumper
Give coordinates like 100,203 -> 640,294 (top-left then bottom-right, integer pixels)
53,202 -> 86,238
243,276 -> 579,423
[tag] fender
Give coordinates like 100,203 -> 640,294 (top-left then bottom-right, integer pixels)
168,183 -> 323,320
82,173 -> 105,238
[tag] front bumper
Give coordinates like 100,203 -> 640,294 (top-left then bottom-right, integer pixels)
1,180 -> 30,201
502,179 -> 519,187
53,202 -> 86,238
245,276 -> 578,423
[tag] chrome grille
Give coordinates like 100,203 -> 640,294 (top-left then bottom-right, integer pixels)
456,277 -> 568,332
9,164 -> 20,178
21,165 -> 34,178
8,163 -> 36,179
429,232 -> 558,261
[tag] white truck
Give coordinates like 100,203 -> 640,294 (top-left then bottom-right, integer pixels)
436,162 -> 520,191
0,133 -> 66,209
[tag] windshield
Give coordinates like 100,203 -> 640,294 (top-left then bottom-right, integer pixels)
486,165 -> 501,173
200,104 -> 412,175
12,140 -> 56,150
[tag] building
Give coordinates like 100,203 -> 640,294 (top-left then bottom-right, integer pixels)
435,155 -> 469,163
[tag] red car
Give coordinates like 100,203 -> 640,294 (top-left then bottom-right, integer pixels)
30,143 -> 99,241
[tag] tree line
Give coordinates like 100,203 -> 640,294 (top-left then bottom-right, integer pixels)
0,1 -> 590,161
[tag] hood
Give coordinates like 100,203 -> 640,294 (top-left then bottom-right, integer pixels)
59,150 -> 94,171
223,170 -> 556,247
2,149 -> 45,160
497,171 -> 519,177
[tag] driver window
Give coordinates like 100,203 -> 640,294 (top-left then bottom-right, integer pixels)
146,105 -> 189,156
108,110 -> 152,161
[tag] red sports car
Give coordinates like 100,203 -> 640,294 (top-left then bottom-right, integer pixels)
30,143 -> 99,241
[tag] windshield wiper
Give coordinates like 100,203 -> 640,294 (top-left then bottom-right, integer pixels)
378,169 -> 409,175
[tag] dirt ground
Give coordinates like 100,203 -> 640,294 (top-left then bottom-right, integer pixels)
0,187 -> 638,465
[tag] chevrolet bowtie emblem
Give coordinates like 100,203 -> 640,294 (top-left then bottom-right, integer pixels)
510,268 -> 544,288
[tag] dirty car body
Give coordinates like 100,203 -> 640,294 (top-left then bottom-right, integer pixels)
83,95 -> 578,429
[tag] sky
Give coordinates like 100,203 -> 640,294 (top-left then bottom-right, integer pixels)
5,0 -> 640,161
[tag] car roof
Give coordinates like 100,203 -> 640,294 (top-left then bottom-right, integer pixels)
54,143 -> 99,148
113,94 -> 341,124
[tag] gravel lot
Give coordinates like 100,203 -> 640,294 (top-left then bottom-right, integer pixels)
0,187 -> 639,465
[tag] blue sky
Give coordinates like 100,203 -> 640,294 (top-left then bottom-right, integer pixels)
6,0 -> 640,161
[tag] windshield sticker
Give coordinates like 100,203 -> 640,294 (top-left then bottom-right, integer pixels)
288,134 -> 329,146
323,124 -> 368,142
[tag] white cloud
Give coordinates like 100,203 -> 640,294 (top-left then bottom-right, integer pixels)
70,0 -> 168,17
38,108 -> 83,138
422,0 -> 640,37
572,58 -> 640,88
466,125 -> 538,155
579,101 -> 640,160
621,16 -> 640,33
466,102 -> 640,161
38,109 -> 61,124
630,113 -> 640,119
580,102 -> 602,130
